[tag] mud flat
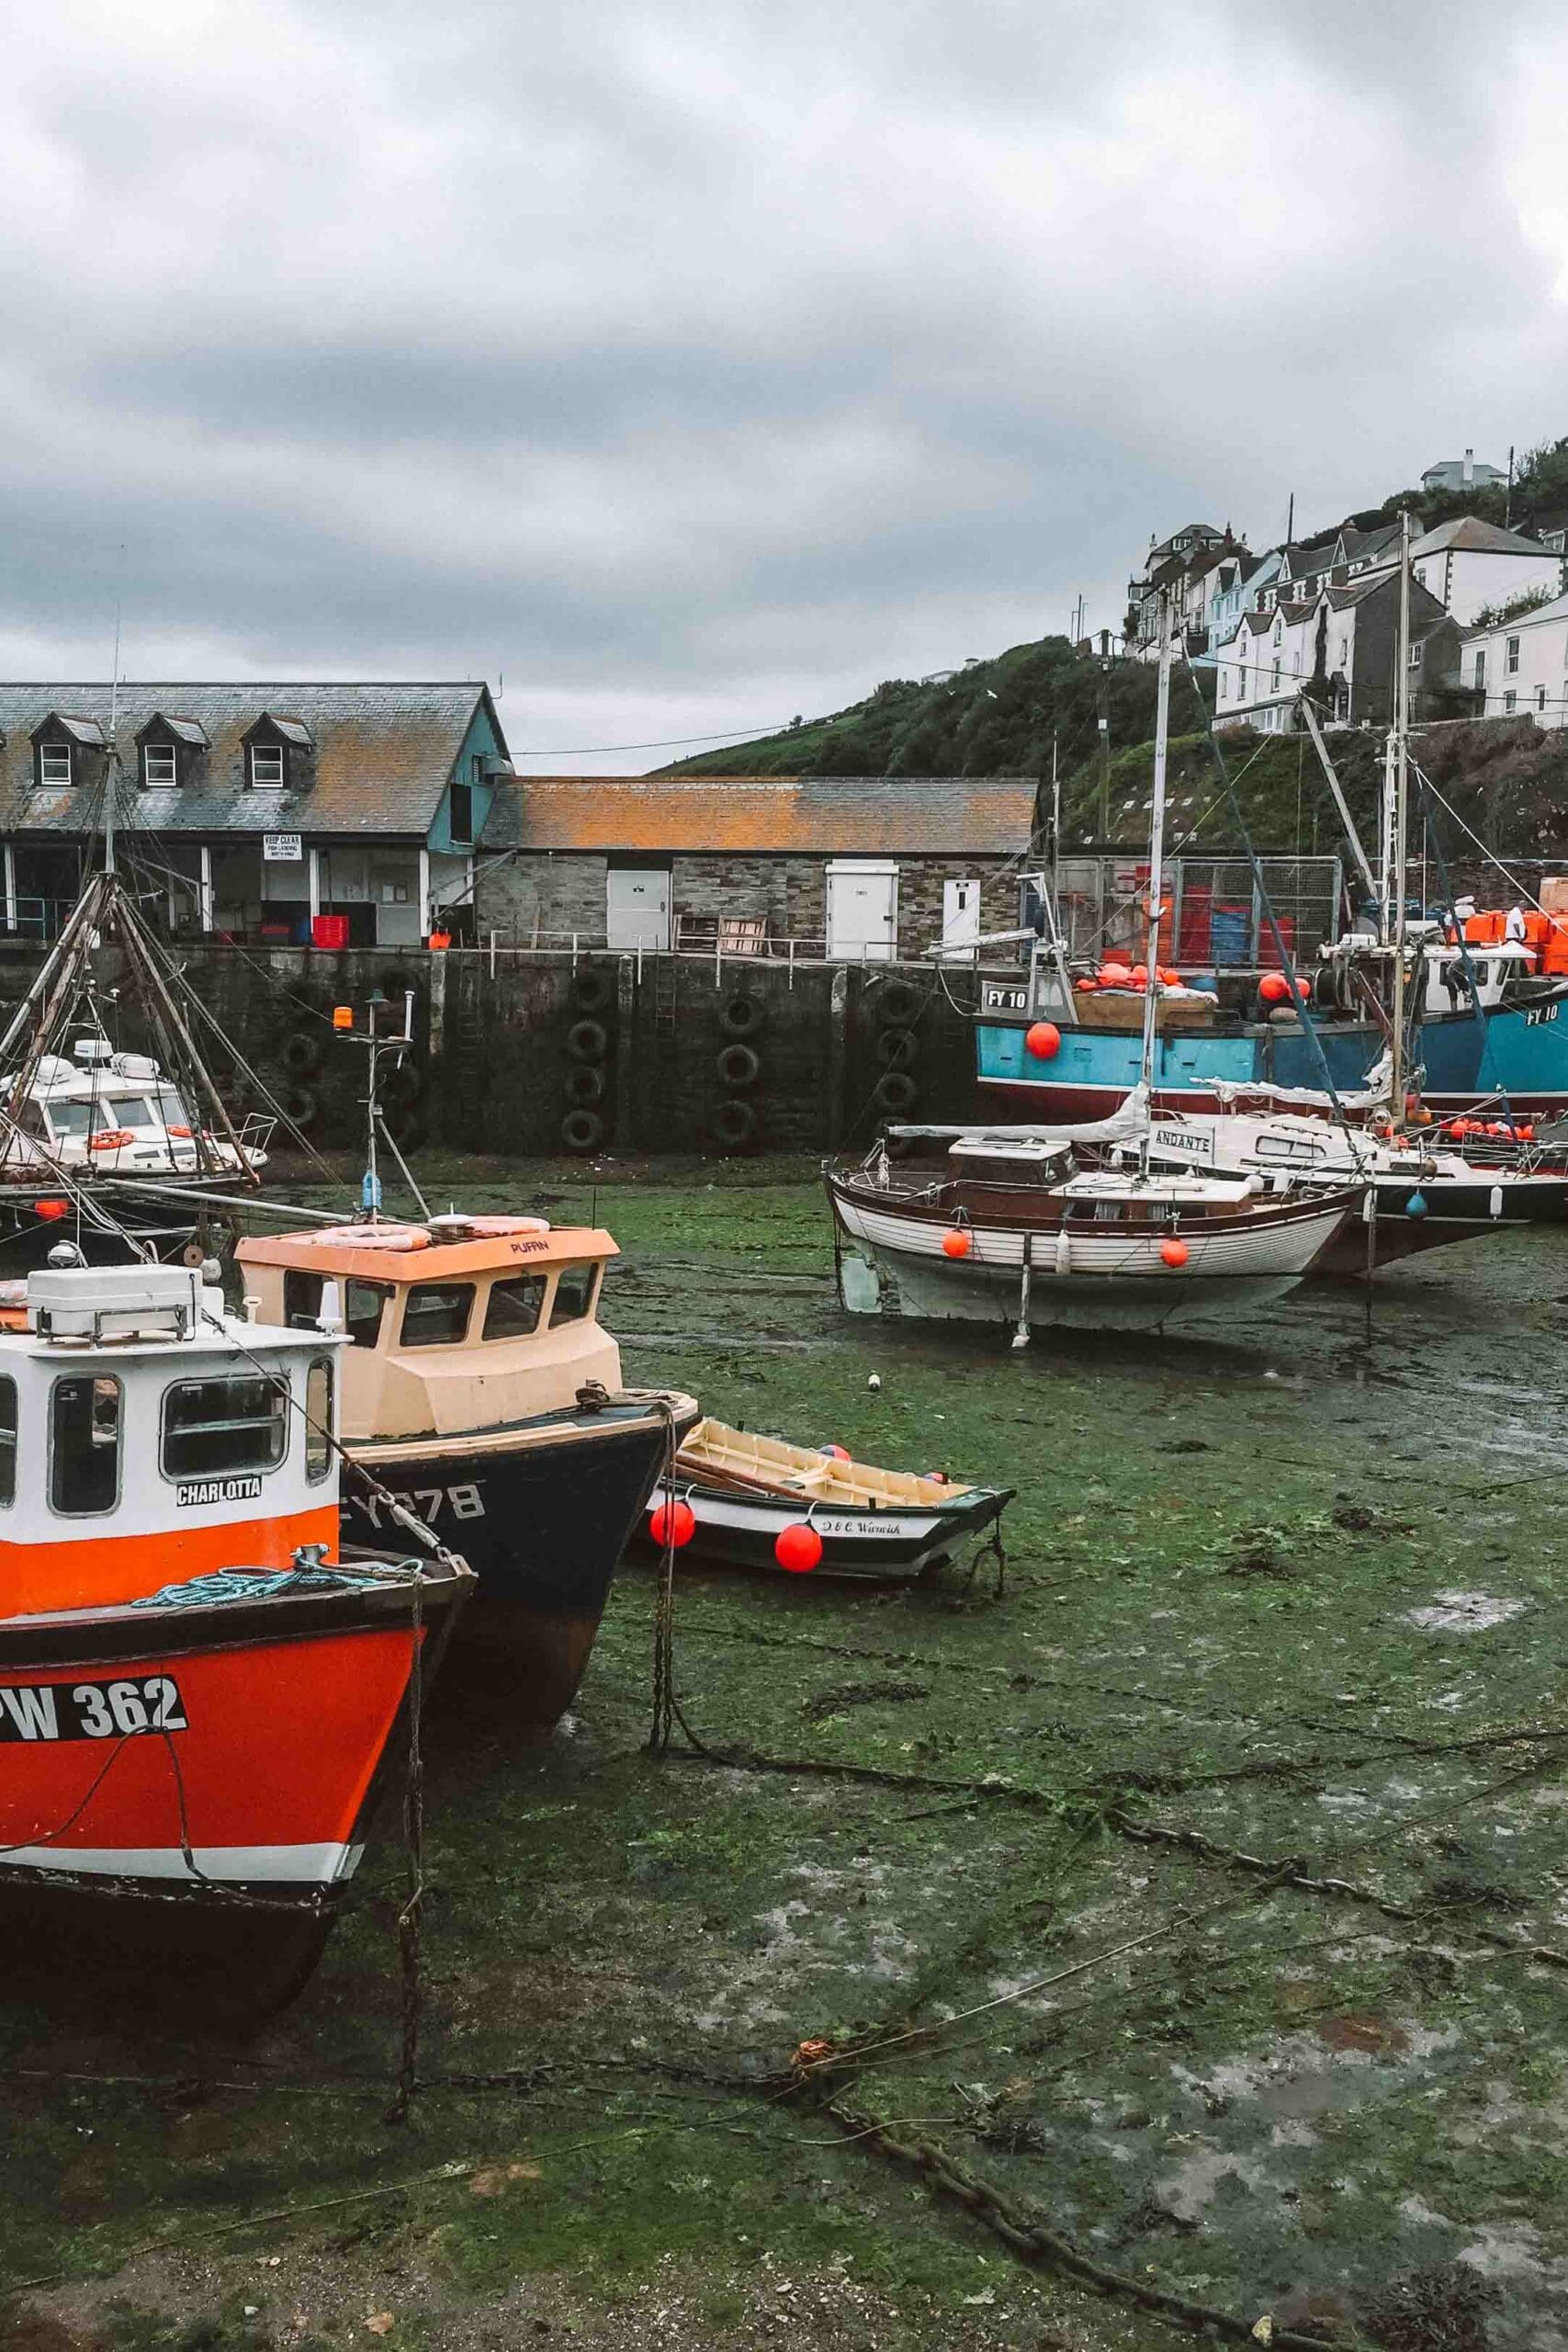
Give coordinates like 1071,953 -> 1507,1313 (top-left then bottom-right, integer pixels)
4,1159 -> 1567,2351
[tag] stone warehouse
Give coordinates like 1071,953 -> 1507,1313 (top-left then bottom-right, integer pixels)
474,774 -> 1042,959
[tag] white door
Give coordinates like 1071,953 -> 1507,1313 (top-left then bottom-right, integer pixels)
826,863 -> 897,962
605,868 -> 671,950
941,876 -> 982,962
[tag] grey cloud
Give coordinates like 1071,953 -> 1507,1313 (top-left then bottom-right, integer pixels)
2,1 -> 1566,765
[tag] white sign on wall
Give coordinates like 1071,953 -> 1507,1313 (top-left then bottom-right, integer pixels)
263,832 -> 303,863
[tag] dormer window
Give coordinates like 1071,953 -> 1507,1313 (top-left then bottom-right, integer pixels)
136,714 -> 207,789
243,712 -> 311,791
32,713 -> 104,789
143,743 -> 177,787
39,742 -> 73,787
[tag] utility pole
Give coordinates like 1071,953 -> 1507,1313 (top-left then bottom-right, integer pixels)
1286,491 -> 1294,548
1097,656 -> 1112,841
1506,444 -> 1516,529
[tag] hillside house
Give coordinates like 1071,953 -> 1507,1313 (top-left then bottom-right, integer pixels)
473,775 -> 1039,960
1461,590 -> 1568,725
1421,449 -> 1506,494
1215,573 -> 1460,732
0,683 -> 505,944
1405,517 -> 1562,627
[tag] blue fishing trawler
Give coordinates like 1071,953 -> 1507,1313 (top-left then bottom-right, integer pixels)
976,935 -> 1568,1121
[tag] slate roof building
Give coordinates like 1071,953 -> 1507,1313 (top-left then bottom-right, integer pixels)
0,682 -> 509,944
475,774 -> 1041,959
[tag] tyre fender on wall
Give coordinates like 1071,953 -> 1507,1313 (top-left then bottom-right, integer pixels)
711,1097 -> 758,1148
569,967 -> 615,1014
716,1042 -> 761,1089
566,1018 -> 609,1063
876,979 -> 920,1026
561,1108 -> 604,1152
874,1069 -> 918,1114
565,1064 -> 605,1105
718,994 -> 765,1038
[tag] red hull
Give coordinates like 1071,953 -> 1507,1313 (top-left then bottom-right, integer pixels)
0,1572 -> 465,1900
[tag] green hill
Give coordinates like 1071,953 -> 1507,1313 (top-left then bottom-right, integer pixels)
659,434 -> 1568,854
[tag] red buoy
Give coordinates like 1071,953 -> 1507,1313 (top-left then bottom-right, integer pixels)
1160,1237 -> 1190,1269
1258,972 -> 1292,1005
819,1442 -> 851,1462
649,1498 -> 696,1549
1025,1021 -> 1061,1060
775,1521 -> 823,1574
942,1227 -> 973,1259
34,1199 -> 69,1221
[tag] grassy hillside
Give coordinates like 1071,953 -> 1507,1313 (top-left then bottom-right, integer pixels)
660,635 -> 1213,792
660,433 -> 1568,847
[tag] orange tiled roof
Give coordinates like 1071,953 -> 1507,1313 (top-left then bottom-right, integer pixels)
480,775 -> 1036,856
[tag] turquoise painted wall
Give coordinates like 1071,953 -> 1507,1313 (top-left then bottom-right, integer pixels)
426,693 -> 506,855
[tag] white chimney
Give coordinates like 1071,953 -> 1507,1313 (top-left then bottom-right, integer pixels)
1463,447 -> 1474,485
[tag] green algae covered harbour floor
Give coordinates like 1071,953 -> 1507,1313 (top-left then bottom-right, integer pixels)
4,1159 -> 1568,2352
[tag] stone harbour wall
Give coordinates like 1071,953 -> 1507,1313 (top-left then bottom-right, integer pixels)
0,942 -> 991,1160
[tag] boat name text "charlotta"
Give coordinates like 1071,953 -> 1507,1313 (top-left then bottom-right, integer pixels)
177,1476 -> 264,1506
0,1677 -> 187,1742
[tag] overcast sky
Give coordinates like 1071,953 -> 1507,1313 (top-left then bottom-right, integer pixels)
4,0 -> 1567,771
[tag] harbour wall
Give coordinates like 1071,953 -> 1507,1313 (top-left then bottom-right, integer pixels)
0,944 -> 989,1159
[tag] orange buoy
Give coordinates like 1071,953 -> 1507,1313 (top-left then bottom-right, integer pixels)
1100,963 -> 1132,986
1025,1022 -> 1061,1059
1258,972 -> 1292,1005
1075,977 -> 1099,992
820,1443 -> 851,1461
942,1227 -> 973,1259
1159,1237 -> 1190,1269
775,1521 -> 823,1574
649,1498 -> 696,1548
34,1199 -> 69,1221
1157,967 -> 1181,987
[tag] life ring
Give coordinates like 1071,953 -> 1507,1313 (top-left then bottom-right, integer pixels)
716,1042 -> 761,1089
569,967 -> 615,1014
281,1030 -> 322,1077
566,1018 -> 609,1063
876,1027 -> 919,1071
561,1108 -> 604,1152
877,979 -> 920,1025
566,1064 -> 605,1105
281,1084 -> 319,1130
712,1097 -> 758,1148
874,1069 -> 918,1113
718,994 -> 764,1039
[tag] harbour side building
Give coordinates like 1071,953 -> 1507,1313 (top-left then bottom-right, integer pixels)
0,682 -> 507,945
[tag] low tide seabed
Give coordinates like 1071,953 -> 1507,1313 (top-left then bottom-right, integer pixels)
3,1156 -> 1567,2352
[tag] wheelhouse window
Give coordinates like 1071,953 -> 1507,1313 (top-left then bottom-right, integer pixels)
346,1280 -> 391,1349
0,1375 -> 15,1506
51,1374 -> 122,1515
400,1283 -> 474,1347
483,1273 -> 547,1340
285,1270 -> 324,1329
162,1375 -> 288,1479
38,742 -> 72,787
249,742 -> 286,788
142,742 -> 177,786
548,1263 -> 599,1326
305,1358 -> 333,1482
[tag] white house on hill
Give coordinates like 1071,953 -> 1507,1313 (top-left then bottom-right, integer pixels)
1406,516 -> 1561,626
1461,590 -> 1568,726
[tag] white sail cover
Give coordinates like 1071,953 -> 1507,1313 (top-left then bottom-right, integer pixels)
889,1084 -> 1154,1148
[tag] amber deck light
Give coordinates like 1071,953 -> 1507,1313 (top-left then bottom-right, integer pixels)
333,1005 -> 354,1031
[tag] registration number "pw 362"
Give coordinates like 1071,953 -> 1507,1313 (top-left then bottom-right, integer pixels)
0,1677 -> 187,1742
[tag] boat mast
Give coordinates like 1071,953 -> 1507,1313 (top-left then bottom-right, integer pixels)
1137,594 -> 1175,1170
1389,509 -> 1413,1127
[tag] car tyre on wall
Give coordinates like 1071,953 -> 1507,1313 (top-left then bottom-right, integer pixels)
566,1018 -> 609,1062
561,1108 -> 604,1152
569,967 -> 615,1014
716,1042 -> 761,1089
874,1070 -> 918,1114
711,1098 -> 758,1148
565,1065 -> 605,1105
718,993 -> 764,1038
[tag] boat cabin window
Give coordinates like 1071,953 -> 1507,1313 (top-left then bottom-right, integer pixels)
0,1376 -> 15,1506
550,1264 -> 598,1326
1255,1135 -> 1327,1166
51,1374 -> 122,1515
483,1273 -> 547,1340
346,1280 -> 391,1348
305,1359 -> 333,1482
400,1282 -> 474,1348
17,1103 -> 47,1144
162,1375 -> 288,1479
284,1270 -> 323,1329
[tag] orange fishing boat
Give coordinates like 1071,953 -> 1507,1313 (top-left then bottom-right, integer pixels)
0,1258 -> 470,1999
